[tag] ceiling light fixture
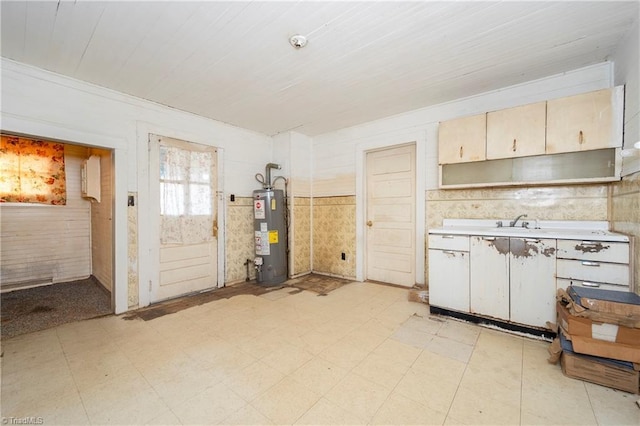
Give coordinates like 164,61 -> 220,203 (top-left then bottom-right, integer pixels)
289,34 -> 307,49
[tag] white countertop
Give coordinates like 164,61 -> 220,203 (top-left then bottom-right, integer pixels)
429,219 -> 630,242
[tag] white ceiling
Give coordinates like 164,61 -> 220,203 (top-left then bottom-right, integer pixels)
1,1 -> 638,137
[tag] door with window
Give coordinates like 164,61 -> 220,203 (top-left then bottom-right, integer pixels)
150,134 -> 218,302
365,144 -> 416,287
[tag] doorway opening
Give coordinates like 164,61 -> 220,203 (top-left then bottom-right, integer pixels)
0,137 -> 115,339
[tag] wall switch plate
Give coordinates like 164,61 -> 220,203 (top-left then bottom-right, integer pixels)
230,194 -> 235,202
128,195 -> 135,206
341,252 -> 346,260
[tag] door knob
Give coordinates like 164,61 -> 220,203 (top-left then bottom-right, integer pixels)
367,220 -> 373,227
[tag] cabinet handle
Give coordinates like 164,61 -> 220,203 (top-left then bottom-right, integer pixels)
581,261 -> 600,267
441,235 -> 455,239
580,241 -> 598,246
482,237 -> 496,241
459,146 -> 463,158
512,139 -> 517,152
579,130 -> 584,144
524,238 -> 540,243
582,281 -> 600,288
443,250 -> 456,255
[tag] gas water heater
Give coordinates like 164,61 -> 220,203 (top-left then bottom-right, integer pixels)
253,163 -> 288,286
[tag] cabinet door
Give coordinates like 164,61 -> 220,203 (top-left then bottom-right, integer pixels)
438,114 -> 486,164
428,249 -> 469,312
509,238 -> 556,328
470,236 -> 509,320
486,102 -> 546,160
546,88 -> 620,154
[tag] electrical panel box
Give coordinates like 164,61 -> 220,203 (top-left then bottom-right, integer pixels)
81,155 -> 101,202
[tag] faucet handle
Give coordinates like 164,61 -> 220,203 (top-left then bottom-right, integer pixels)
496,221 -> 503,228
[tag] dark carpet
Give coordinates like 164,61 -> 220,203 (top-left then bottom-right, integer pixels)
1,277 -> 111,340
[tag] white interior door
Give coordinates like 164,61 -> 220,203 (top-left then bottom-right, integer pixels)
150,134 -> 218,302
366,144 -> 416,287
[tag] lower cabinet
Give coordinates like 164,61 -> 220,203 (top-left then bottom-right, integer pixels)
469,236 -> 557,326
429,234 -> 558,329
429,231 -> 630,330
509,238 -> 557,328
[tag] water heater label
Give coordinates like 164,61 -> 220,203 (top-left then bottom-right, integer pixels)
269,230 -> 278,244
254,200 -> 265,219
255,230 -> 270,255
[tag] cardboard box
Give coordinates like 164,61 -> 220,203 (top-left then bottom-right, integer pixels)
568,286 -> 640,317
568,335 -> 640,364
557,302 -> 640,346
561,352 -> 639,394
559,334 -> 639,394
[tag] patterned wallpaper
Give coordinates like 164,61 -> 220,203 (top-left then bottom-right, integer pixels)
312,196 -> 356,279
610,172 -> 640,294
127,192 -> 139,309
225,197 -> 255,283
293,197 -> 311,276
426,184 -> 609,230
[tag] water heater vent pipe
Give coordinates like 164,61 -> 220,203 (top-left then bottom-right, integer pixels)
256,163 -> 281,189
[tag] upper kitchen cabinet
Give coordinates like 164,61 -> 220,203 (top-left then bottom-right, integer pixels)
546,87 -> 624,154
438,113 -> 486,164
486,102 -> 546,160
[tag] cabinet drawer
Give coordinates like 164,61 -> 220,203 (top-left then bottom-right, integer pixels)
556,278 -> 629,293
556,259 -> 629,286
428,234 -> 469,251
557,239 -> 629,263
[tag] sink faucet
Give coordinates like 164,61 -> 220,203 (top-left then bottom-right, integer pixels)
510,214 -> 528,227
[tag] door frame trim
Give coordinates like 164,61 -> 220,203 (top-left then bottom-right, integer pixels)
355,132 -> 425,285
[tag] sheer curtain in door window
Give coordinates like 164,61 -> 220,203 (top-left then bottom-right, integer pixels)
159,145 -> 213,244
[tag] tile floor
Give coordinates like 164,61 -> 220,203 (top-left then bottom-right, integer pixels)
1,281 -> 639,425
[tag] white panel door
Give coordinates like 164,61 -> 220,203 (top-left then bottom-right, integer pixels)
150,135 -> 218,302
366,144 -> 416,287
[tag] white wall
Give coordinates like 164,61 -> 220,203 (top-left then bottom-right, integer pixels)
90,148 -> 113,292
1,59 -> 272,312
312,62 -> 614,283
290,132 -> 313,198
0,145 -> 91,288
613,16 -> 640,175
